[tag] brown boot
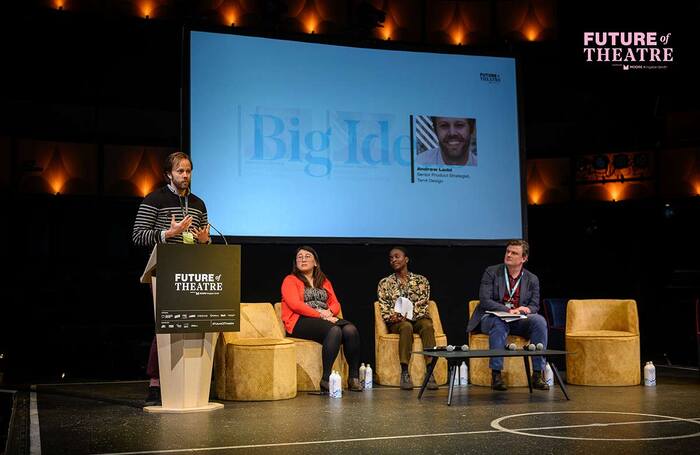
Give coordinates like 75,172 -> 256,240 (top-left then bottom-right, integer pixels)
144,386 -> 161,407
400,370 -> 413,390
348,377 -> 363,392
491,370 -> 507,391
532,371 -> 550,390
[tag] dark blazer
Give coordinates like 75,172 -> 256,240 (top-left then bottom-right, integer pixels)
467,264 -> 541,333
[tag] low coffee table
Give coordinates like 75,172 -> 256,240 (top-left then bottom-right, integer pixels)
418,348 -> 570,405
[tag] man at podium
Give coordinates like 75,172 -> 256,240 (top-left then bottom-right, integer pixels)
132,151 -> 211,406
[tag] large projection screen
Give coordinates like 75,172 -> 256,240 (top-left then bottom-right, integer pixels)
188,30 -> 524,243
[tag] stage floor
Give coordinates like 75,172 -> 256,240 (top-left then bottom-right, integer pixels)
22,372 -> 700,454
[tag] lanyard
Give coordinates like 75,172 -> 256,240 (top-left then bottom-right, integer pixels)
169,183 -> 194,244
179,195 -> 194,244
504,266 -> 523,301
168,182 -> 189,219
178,194 -> 189,219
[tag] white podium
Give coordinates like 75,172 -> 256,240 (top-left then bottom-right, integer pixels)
140,245 -> 225,413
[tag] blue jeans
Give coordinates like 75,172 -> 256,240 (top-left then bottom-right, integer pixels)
479,314 -> 548,371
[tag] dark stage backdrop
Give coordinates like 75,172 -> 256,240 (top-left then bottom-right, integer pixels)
3,193 -> 503,383
4,194 -> 698,383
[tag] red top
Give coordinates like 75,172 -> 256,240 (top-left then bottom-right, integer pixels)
281,274 -> 341,334
503,273 -> 522,308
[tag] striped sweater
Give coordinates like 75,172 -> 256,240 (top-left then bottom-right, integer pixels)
132,185 -> 209,247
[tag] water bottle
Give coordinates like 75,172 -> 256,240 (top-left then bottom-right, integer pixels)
359,363 -> 366,388
544,362 -> 554,386
335,370 -> 343,397
459,361 -> 468,386
643,361 -> 656,386
364,364 -> 373,389
328,370 -> 336,397
330,370 -> 342,398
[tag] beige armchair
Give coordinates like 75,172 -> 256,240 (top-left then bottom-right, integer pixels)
374,300 -> 448,387
565,299 -> 640,386
214,303 -> 297,401
273,302 -> 349,391
468,300 -> 530,386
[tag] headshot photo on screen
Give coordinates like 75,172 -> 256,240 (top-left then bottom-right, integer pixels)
414,115 -> 477,166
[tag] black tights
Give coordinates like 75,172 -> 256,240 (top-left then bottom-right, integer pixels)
290,316 -> 361,381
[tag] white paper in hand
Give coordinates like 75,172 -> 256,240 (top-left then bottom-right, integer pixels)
394,296 -> 414,320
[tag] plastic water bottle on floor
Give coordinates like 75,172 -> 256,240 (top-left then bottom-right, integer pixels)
336,371 -> 343,397
328,370 -> 336,397
544,362 -> 554,386
364,364 -> 373,389
459,361 -> 468,386
644,361 -> 656,386
359,363 -> 366,388
330,370 -> 342,398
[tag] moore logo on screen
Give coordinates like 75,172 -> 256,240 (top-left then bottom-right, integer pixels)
480,72 -> 501,83
173,273 -> 223,296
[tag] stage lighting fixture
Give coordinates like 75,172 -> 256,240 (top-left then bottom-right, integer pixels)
592,154 -> 609,170
612,153 -> 629,170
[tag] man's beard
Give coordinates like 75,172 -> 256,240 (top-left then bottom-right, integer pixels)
442,136 -> 466,154
441,138 -> 468,163
171,179 -> 190,193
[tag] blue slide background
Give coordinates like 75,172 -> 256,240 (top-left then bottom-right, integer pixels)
190,31 -> 522,241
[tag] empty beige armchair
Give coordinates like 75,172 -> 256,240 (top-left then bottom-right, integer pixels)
468,300 -> 530,387
374,301 -> 447,387
565,299 -> 640,386
215,303 -> 297,401
273,302 -> 348,391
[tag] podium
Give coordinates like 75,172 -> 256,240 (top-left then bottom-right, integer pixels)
140,244 -> 241,413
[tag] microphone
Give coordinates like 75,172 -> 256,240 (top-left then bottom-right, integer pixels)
208,222 -> 228,245
536,343 -> 544,351
524,343 -> 536,351
506,343 -> 517,350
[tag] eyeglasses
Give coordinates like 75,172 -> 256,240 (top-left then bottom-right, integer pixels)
296,254 -> 314,261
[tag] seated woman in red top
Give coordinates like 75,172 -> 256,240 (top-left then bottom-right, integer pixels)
281,246 -> 362,392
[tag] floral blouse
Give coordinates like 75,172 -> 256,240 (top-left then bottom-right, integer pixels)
377,272 -> 430,322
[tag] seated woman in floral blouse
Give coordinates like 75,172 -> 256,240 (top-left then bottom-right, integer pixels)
377,246 -> 437,390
